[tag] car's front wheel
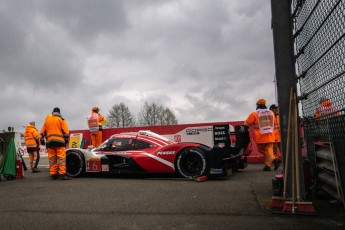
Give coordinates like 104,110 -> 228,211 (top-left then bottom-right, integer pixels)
176,148 -> 207,178
66,150 -> 85,177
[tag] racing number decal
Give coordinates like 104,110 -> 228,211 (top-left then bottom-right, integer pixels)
87,158 -> 101,172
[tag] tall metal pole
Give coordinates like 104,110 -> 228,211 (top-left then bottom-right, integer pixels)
271,0 -> 305,198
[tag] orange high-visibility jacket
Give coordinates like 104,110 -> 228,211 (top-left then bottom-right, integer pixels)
244,109 -> 275,144
24,124 -> 40,148
273,115 -> 280,142
40,114 -> 69,148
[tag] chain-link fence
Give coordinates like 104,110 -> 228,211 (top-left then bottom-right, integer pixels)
292,0 -> 345,142
290,0 -> 345,205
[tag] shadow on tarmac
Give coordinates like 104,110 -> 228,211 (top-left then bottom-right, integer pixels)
1,163 -> 344,229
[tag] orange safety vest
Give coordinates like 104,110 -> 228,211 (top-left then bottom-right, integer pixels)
24,124 -> 40,148
87,112 -> 105,132
40,114 -> 69,148
87,113 -> 99,132
244,109 -> 275,144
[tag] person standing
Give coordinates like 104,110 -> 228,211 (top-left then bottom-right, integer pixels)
40,107 -> 71,180
24,121 -> 41,173
269,104 -> 281,171
87,107 -> 105,148
244,98 -> 275,171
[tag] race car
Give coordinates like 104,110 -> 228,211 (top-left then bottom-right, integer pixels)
66,128 -> 250,179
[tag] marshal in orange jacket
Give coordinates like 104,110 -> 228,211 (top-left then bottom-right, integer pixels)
24,123 -> 40,149
244,109 -> 275,144
40,114 -> 69,148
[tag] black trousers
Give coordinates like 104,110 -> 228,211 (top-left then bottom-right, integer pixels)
34,148 -> 40,168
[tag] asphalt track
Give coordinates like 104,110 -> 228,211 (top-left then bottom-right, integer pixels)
0,158 -> 344,230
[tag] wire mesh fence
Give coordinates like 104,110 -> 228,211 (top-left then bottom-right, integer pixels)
292,0 -> 345,142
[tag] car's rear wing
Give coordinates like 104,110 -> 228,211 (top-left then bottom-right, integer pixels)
207,125 -> 250,177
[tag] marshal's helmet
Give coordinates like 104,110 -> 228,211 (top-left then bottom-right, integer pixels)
256,98 -> 266,106
92,107 -> 99,112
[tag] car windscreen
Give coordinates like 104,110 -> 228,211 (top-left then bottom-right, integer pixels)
96,138 -> 152,151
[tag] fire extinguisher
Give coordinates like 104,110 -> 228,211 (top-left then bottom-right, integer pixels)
16,154 -> 24,180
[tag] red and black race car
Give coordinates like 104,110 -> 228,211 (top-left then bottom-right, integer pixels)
66,128 -> 250,179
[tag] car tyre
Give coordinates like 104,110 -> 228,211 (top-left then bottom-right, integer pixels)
66,150 -> 85,177
176,148 -> 207,178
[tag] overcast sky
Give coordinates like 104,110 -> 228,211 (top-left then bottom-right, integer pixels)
0,0 -> 276,133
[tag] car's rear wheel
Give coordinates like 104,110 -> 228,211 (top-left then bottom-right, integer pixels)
176,148 -> 207,178
66,151 -> 85,177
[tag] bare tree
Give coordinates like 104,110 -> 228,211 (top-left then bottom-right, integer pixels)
138,102 -> 178,126
106,102 -> 136,128
159,107 -> 178,125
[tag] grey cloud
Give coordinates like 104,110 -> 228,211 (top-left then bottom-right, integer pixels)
39,0 -> 128,43
0,0 -> 276,132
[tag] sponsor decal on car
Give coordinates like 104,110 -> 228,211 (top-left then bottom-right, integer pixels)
102,164 -> 109,172
113,151 -> 126,155
186,127 -> 213,135
210,168 -> 224,174
157,151 -> 175,155
174,135 -> 181,142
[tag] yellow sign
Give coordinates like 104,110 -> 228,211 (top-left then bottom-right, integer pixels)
69,133 -> 83,149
